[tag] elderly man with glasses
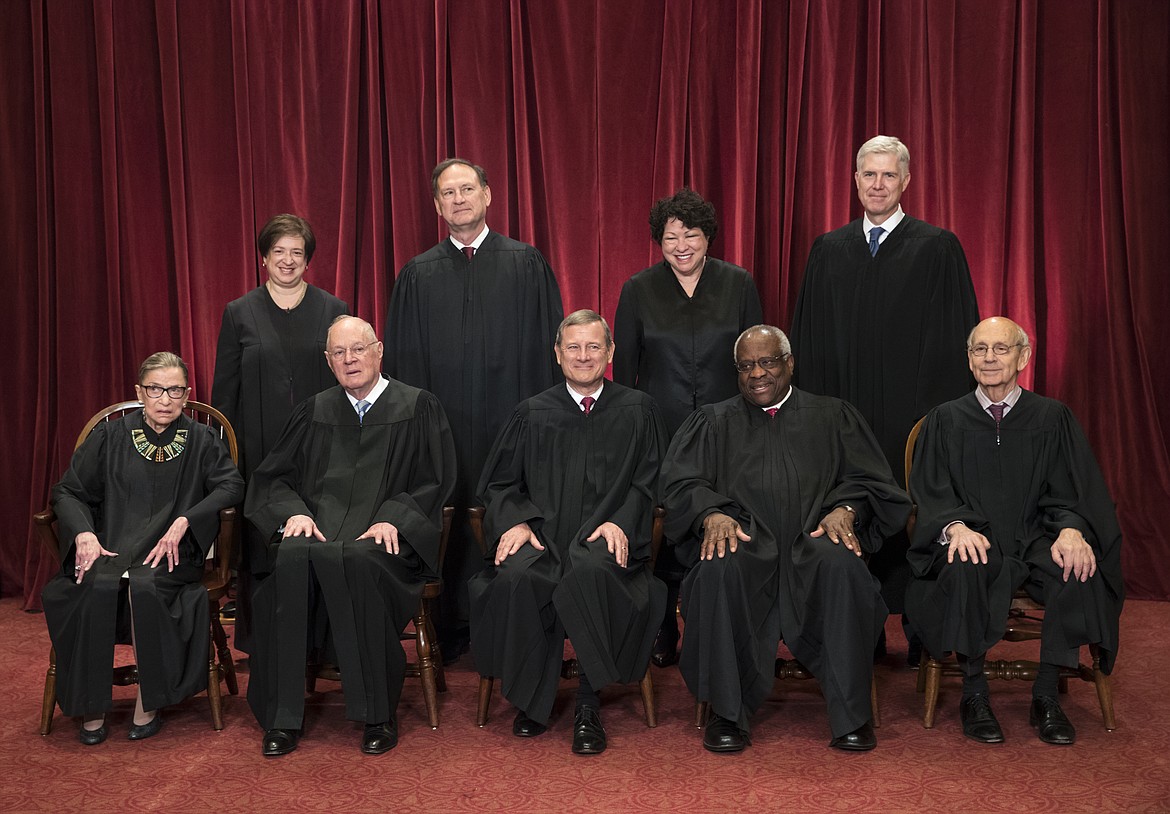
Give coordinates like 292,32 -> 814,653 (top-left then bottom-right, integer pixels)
244,316 -> 457,757
905,317 -> 1123,745
662,325 -> 911,754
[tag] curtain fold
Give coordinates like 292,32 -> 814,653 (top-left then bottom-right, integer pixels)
4,0 -> 1168,606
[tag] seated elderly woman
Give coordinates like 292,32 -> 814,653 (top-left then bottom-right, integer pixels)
41,352 -> 244,745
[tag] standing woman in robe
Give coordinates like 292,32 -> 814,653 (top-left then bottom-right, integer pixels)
612,188 -> 764,666
212,214 -> 348,648
42,352 -> 244,744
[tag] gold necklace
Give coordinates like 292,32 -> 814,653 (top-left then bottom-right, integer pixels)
131,428 -> 188,462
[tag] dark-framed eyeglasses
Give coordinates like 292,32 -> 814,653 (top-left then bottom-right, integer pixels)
967,343 -> 1022,358
734,355 -> 789,374
140,385 -> 189,399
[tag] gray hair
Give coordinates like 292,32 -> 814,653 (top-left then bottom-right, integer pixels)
328,315 -> 378,344
856,135 -> 910,176
138,351 -> 188,385
555,309 -> 613,347
431,158 -> 489,197
733,325 -> 791,360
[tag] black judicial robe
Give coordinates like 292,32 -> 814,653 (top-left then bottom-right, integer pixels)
662,389 -> 911,737
905,390 -> 1123,673
42,412 -> 244,717
791,215 -> 979,609
613,258 -> 763,438
467,382 -> 668,725
244,380 -> 456,729
385,231 -> 564,625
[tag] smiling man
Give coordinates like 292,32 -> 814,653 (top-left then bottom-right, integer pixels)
244,316 -> 456,757
384,159 -> 564,661
661,325 -> 911,753
790,135 -> 980,658
469,310 -> 668,756
905,317 -> 1123,745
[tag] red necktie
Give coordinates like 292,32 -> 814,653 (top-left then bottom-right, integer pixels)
582,396 -> 595,415
462,246 -> 475,262
989,402 -> 1006,445
766,407 -> 779,418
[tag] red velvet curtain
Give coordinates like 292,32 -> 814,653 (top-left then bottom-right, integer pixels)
4,0 -> 1167,606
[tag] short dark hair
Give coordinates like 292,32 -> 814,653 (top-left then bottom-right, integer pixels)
431,159 -> 490,197
257,214 -> 316,262
648,188 -> 718,244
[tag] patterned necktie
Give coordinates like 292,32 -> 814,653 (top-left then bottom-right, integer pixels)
988,402 -> 1005,445
356,399 -> 370,424
581,396 -> 595,415
462,245 -> 475,262
766,407 -> 779,418
869,226 -> 885,257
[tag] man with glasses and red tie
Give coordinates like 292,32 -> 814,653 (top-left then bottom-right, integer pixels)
469,310 -> 668,756
244,316 -> 457,757
905,317 -> 1123,746
662,325 -> 911,754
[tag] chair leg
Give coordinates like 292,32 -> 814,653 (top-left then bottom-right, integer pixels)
40,646 -> 57,736
414,607 -> 441,730
916,659 -> 927,693
639,668 -> 656,728
211,614 -> 238,696
870,674 -> 881,728
419,599 -> 446,693
694,700 -> 709,729
207,637 -> 224,731
477,676 -> 494,727
922,657 -> 942,729
1090,644 -> 1117,730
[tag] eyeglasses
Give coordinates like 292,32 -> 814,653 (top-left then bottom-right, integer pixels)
327,343 -> 377,361
140,385 -> 189,399
967,343 -> 1022,358
734,355 -> 789,373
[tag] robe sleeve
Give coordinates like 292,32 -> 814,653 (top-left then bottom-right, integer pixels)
612,279 -> 642,387
369,392 -> 457,575
912,233 -> 980,418
602,400 -> 668,559
476,405 -> 544,546
184,426 -> 246,557
211,302 -> 243,432
740,272 -> 764,329
50,423 -> 110,561
818,401 -> 912,552
383,260 -> 426,386
244,398 -> 316,540
660,407 -> 744,548
788,235 -> 827,390
524,247 -> 565,386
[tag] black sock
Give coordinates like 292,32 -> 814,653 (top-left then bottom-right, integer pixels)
1033,662 -> 1061,698
959,654 -> 989,697
576,671 -> 601,709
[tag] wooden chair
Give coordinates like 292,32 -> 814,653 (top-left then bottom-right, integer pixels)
34,400 -> 240,733
470,506 -> 664,728
904,416 -> 1117,730
306,505 -> 454,730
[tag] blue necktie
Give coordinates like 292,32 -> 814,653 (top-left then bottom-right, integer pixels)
869,226 -> 885,257
356,400 -> 370,424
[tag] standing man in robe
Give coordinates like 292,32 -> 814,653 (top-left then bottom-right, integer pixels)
790,135 -> 980,656
469,310 -> 667,755
245,316 -> 456,757
662,325 -> 911,753
905,317 -> 1123,745
385,158 -> 564,660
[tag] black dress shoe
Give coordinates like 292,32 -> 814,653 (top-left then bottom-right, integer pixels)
262,728 -> 300,757
572,705 -> 607,755
1030,696 -> 1076,745
651,625 -> 679,668
361,720 -> 399,755
512,710 -> 548,738
960,694 -> 1005,744
79,720 -> 108,746
829,720 -> 877,751
127,712 -> 163,741
702,714 -> 747,753
906,635 -> 923,669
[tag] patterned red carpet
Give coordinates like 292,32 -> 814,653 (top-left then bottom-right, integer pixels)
3,597 -> 1168,813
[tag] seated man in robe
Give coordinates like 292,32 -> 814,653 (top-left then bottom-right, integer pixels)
662,325 -> 911,753
245,316 -> 456,757
469,309 -> 668,755
905,317 -> 1123,745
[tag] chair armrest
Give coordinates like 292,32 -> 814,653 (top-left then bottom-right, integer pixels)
33,508 -> 61,565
